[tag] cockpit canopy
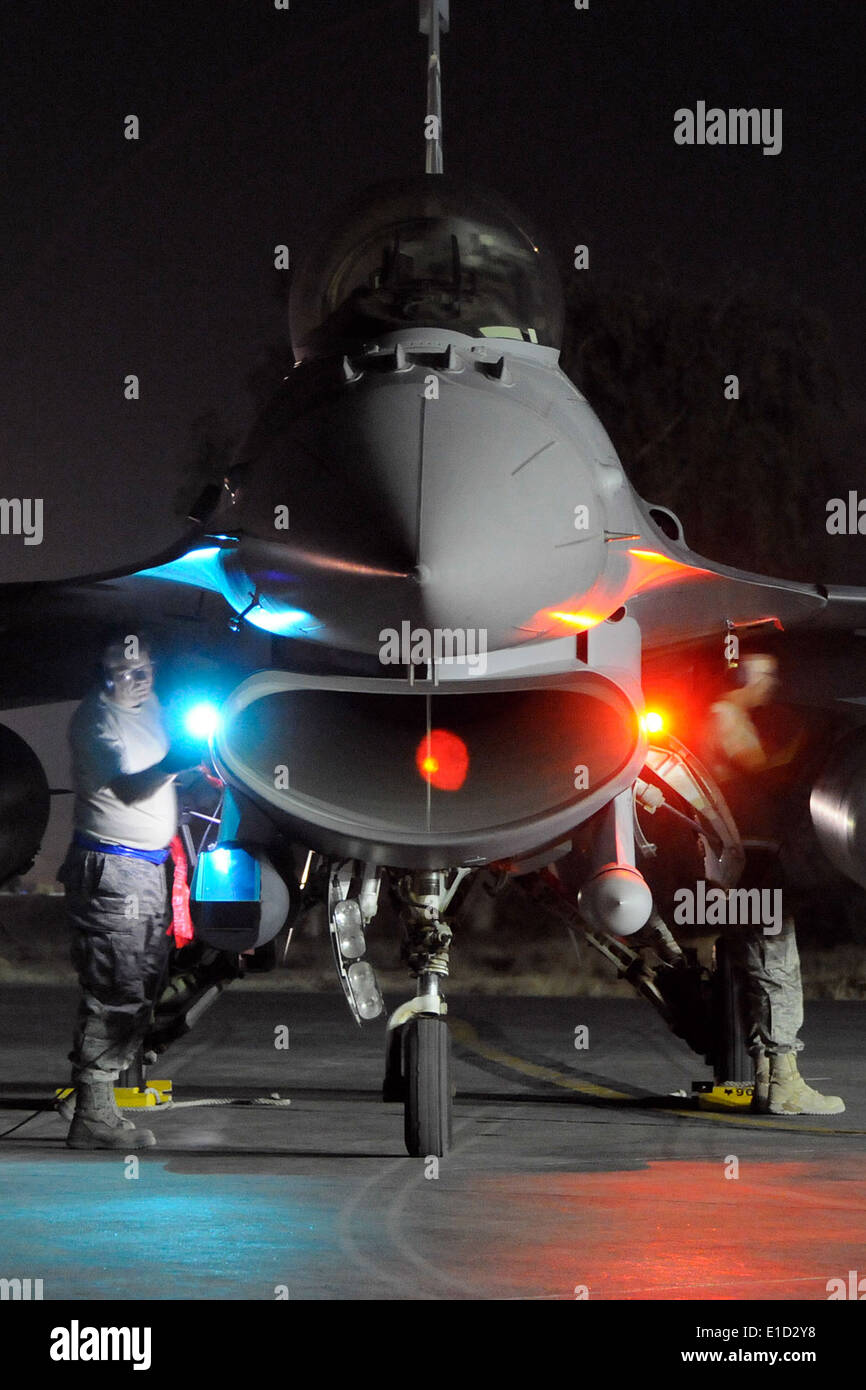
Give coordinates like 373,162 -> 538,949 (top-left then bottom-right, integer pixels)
289,176 -> 564,360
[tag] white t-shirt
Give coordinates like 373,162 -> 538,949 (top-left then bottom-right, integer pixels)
69,689 -> 177,850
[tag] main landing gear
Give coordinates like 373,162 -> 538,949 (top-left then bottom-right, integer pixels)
518,869 -> 751,1091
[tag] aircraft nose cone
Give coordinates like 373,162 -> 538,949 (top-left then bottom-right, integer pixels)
219,346 -> 606,653
414,377 -> 604,640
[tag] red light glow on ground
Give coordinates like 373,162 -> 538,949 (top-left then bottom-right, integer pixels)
474,1159 -> 866,1299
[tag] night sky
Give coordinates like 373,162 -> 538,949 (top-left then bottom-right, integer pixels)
2,0 -> 864,585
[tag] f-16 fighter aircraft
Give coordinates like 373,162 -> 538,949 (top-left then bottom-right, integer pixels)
3,1 -> 866,1154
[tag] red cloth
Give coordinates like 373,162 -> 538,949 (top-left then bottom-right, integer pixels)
167,835 -> 195,947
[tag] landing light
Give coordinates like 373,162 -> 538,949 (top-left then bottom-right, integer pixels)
347,961 -> 384,1020
333,898 -> 366,960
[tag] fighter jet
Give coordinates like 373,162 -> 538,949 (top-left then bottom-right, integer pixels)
3,0 -> 866,1154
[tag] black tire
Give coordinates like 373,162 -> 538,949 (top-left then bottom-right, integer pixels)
403,1016 -> 451,1157
382,1026 -> 406,1102
711,935 -> 750,1084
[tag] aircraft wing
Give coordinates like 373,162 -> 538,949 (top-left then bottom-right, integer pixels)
610,493 -> 866,655
0,568 -> 270,711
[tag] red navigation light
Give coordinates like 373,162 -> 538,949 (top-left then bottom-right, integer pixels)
415,729 -> 469,791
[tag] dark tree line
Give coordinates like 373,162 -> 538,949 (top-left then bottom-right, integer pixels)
561,268 -> 846,580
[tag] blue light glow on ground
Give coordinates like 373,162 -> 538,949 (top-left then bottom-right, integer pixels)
0,1159 -> 340,1300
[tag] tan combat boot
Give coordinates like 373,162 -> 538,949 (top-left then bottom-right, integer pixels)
57,1083 -> 135,1130
768,1053 -> 845,1115
66,1080 -> 155,1149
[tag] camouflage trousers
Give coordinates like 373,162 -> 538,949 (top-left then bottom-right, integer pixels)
726,915 -> 804,1056
59,846 -> 173,1083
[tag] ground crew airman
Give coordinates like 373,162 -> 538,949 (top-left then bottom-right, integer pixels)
58,634 -> 197,1149
703,653 -> 844,1115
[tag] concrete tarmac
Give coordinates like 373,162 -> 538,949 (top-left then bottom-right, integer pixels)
1,983 -> 864,1300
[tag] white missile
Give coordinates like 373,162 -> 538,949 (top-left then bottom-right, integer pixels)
577,862 -> 653,936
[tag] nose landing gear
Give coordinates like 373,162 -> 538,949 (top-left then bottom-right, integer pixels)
383,868 -> 468,1157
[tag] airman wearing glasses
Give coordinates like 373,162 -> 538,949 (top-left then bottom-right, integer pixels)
57,632 -> 198,1149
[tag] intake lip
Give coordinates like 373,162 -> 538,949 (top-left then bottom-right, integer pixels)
214,668 -> 645,870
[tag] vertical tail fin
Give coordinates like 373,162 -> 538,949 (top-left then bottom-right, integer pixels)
419,1 -> 450,174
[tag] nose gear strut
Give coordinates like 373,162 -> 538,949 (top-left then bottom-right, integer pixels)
382,867 -> 469,1156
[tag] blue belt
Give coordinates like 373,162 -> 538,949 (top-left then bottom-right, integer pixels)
73,831 -> 171,865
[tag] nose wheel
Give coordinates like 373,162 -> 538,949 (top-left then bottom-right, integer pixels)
385,990 -> 453,1157
385,868 -> 468,1157
404,1014 -> 452,1158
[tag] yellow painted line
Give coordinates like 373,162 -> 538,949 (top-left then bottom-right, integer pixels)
450,1018 -> 866,1136
449,1018 -> 631,1101
662,1106 -> 866,1135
